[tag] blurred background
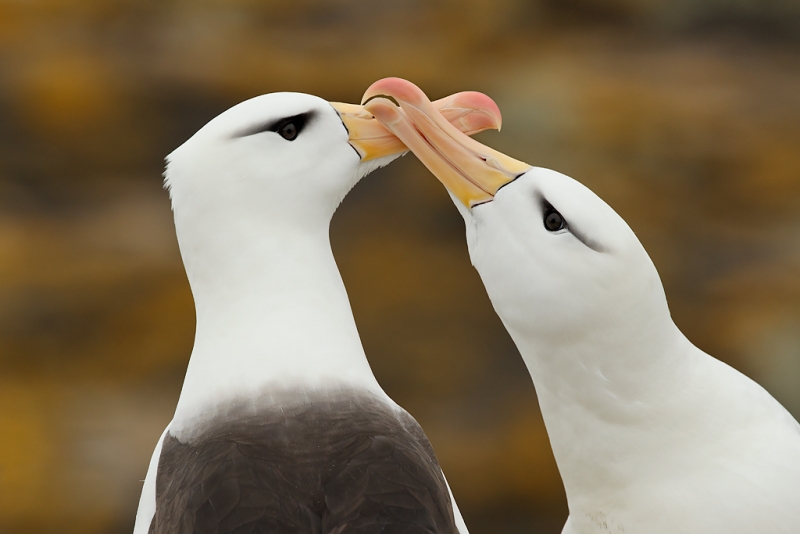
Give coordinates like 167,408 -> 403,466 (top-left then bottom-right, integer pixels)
1,0 -> 799,532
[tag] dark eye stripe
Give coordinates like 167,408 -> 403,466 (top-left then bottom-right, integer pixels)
234,111 -> 316,139
538,194 -> 605,252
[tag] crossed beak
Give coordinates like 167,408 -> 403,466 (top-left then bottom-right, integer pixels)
330,89 -> 503,164
359,77 -> 531,208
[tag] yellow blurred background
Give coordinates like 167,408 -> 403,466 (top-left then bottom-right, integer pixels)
1,1 -> 799,532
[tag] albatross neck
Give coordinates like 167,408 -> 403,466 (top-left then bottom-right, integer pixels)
172,214 -> 381,425
507,314 -> 700,501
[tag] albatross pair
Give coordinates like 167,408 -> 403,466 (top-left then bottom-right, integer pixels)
136,78 -> 800,534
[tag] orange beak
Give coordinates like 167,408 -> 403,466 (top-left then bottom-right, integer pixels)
330,89 -> 502,162
361,77 -> 530,208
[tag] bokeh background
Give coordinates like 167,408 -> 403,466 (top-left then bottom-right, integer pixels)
1,1 -> 799,532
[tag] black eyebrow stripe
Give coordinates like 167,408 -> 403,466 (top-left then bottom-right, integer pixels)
539,195 -> 606,253
538,195 -> 555,214
233,111 -> 317,138
570,225 -> 606,253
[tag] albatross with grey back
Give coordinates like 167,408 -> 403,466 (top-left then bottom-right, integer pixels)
364,77 -> 800,534
133,90 -> 502,534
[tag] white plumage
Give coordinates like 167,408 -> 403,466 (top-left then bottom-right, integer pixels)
364,77 -> 800,534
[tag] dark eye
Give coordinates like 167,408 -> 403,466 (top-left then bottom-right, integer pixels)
278,121 -> 298,141
544,208 -> 565,231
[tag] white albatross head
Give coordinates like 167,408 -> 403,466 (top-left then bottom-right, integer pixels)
363,78 -> 674,361
451,167 -> 670,347
165,93 -> 394,236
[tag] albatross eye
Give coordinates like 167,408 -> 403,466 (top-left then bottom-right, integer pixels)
235,112 -> 313,140
544,209 -> 565,232
278,121 -> 298,141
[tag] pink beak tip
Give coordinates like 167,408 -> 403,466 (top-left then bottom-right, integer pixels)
447,91 -> 503,130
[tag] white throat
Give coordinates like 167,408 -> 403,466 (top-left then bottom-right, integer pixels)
170,204 -> 382,432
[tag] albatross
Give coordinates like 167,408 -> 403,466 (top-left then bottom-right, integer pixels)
133,90 -> 501,534
364,77 -> 800,534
